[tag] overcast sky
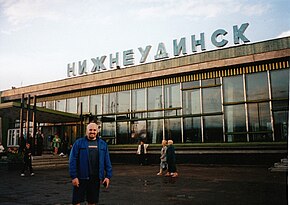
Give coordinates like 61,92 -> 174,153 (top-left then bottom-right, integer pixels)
0,0 -> 289,91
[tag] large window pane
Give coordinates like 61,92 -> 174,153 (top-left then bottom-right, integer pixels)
202,87 -> 221,113
67,98 -> 77,113
147,119 -> 163,144
164,84 -> 180,108
271,69 -> 289,99
131,121 -> 147,143
182,89 -> 200,115
103,93 -> 117,114
55,99 -> 66,112
272,100 -> 288,141
223,75 -> 244,103
117,91 -> 130,113
165,118 -> 181,143
132,88 -> 146,111
246,72 -> 269,101
78,96 -> 89,114
102,120 -> 116,144
248,102 -> 272,142
203,115 -> 223,143
183,117 -> 201,143
90,94 -> 102,115
46,101 -> 55,110
148,86 -> 162,117
224,104 -> 246,133
116,121 -> 130,144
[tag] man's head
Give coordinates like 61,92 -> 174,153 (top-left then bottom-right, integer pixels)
86,122 -> 102,140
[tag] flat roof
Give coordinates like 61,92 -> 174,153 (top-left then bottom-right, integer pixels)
0,102 -> 80,123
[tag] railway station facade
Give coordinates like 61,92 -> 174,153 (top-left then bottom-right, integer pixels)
0,36 -> 289,150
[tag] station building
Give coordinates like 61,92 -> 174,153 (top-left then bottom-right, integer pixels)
0,36 -> 289,164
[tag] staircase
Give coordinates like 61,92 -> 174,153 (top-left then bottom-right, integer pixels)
269,158 -> 288,172
32,154 -> 69,169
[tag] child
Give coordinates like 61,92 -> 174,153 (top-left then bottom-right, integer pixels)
21,143 -> 34,177
157,140 -> 167,175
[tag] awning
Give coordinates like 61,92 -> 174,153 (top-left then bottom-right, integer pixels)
0,102 -> 80,123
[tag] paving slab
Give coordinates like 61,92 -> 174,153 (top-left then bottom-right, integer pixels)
0,164 -> 287,205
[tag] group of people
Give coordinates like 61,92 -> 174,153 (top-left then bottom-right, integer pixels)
156,139 -> 178,178
136,138 -> 178,177
13,121 -> 179,205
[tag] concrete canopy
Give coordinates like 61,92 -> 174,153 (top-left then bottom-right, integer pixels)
0,102 -> 80,123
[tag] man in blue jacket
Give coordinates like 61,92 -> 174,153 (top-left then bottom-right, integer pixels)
69,121 -> 112,205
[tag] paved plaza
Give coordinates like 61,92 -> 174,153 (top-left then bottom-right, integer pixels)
0,164 -> 287,205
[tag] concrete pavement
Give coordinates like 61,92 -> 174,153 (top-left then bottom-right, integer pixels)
0,164 -> 287,205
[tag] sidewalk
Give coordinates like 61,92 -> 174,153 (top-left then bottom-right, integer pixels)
0,164 -> 287,205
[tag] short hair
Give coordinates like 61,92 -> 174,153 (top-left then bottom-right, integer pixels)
168,140 -> 173,145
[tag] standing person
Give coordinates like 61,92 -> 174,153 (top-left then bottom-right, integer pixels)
165,140 -> 178,177
136,140 -> 149,165
20,142 -> 34,177
0,142 -> 5,153
59,132 -> 69,157
52,133 -> 61,155
69,121 -> 112,205
36,129 -> 44,156
157,140 -> 167,176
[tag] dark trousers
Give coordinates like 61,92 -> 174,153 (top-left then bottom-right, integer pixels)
21,159 -> 33,174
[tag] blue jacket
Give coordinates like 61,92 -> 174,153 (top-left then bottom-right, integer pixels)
69,136 -> 112,180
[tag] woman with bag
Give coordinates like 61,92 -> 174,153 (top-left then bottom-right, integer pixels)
157,140 -> 167,176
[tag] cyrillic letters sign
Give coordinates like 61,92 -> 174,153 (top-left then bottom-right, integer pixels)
67,23 -> 250,77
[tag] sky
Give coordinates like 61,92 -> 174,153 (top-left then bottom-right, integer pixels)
0,0 -> 289,91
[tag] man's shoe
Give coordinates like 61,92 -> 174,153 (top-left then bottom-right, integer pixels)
20,173 -> 25,177
30,173 -> 35,176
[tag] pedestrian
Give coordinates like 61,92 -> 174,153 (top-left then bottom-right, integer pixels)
0,142 -> 5,153
157,139 -> 167,176
36,129 -> 44,156
59,132 -> 69,157
52,133 -> 61,155
165,140 -> 178,177
136,140 -> 149,165
69,121 -> 112,205
20,142 -> 34,177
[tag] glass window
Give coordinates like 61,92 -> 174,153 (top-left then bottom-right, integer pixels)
103,93 -> 117,114
182,81 -> 199,89
116,122 -> 130,144
117,91 -> 130,113
248,102 -> 272,142
201,78 -> 220,86
55,99 -> 66,112
67,98 -> 77,113
203,115 -> 223,143
90,94 -> 102,115
183,117 -> 201,143
224,104 -> 246,133
148,86 -> 162,110
271,69 -> 289,99
165,118 -> 182,143
223,75 -> 244,103
272,100 -> 288,141
46,101 -> 55,110
131,121 -> 147,143
246,72 -> 269,101
182,89 -> 200,115
148,86 -> 162,117
164,84 -> 180,108
248,102 -> 271,132
102,120 -> 116,144
202,86 -> 221,113
225,134 -> 247,142
78,96 -> 89,114
132,88 -> 146,112
147,119 -> 163,144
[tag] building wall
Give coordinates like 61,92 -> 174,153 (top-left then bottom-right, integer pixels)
0,37 -> 289,146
